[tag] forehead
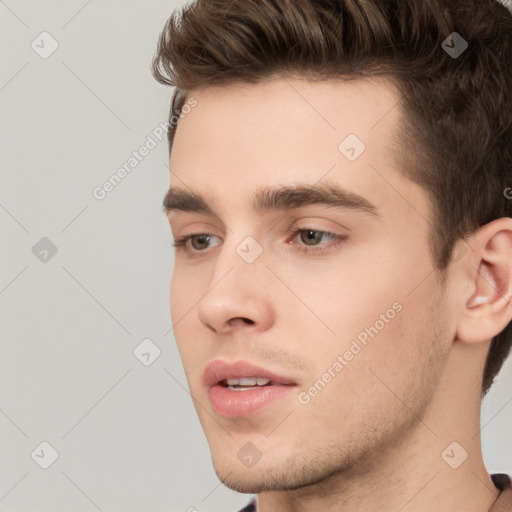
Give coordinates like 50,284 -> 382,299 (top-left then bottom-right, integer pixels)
168,76 -> 427,223
175,75 -> 402,137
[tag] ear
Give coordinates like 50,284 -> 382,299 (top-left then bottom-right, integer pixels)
456,217 -> 512,344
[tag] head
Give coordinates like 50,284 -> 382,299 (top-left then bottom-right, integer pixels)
154,0 -> 512,494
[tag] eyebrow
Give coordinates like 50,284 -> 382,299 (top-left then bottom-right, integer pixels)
162,182 -> 379,217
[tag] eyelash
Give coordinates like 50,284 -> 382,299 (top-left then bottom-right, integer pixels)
171,227 -> 348,259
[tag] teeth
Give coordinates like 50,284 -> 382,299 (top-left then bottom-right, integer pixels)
225,377 -> 271,386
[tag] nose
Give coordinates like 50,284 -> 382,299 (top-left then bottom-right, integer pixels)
196,246 -> 275,335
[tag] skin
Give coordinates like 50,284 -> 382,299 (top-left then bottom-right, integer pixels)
165,76 -> 512,512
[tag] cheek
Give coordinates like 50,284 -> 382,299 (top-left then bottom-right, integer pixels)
169,271 -> 199,362
274,253 -> 409,346
282,246 -> 438,386
169,265 -> 202,322
293,295 -> 443,443
169,274 -> 182,320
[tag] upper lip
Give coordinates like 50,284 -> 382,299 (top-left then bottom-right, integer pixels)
203,359 -> 297,387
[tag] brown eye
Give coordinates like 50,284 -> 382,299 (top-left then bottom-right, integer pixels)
288,227 -> 348,254
299,230 -> 324,246
190,234 -> 212,250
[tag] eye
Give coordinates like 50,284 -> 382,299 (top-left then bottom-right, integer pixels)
172,232 -> 220,258
296,229 -> 334,246
187,234 -> 213,251
171,227 -> 348,259
288,227 -> 348,253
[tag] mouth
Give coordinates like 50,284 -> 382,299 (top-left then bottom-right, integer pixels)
203,359 -> 297,388
203,360 -> 298,417
219,377 -> 286,391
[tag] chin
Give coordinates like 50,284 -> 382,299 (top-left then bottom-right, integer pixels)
210,449 -> 341,494
210,452 -> 287,493
216,472 -> 266,494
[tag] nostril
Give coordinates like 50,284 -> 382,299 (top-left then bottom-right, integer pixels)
228,317 -> 255,326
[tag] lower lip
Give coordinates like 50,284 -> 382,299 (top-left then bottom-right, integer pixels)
208,383 -> 296,417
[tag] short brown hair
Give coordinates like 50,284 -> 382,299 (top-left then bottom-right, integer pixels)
152,0 -> 512,395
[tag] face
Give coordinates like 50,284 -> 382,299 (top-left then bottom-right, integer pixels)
165,77 -> 456,493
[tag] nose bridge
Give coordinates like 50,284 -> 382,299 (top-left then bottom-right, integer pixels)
197,230 -> 273,332
230,230 -> 264,269
209,231 -> 267,298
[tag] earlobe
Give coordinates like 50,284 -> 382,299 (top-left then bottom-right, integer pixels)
456,218 -> 512,344
467,295 -> 488,308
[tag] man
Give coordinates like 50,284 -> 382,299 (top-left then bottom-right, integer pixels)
153,0 -> 512,510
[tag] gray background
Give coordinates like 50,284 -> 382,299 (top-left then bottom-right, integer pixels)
0,1 -> 511,511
